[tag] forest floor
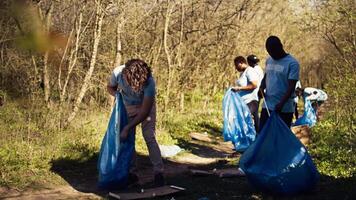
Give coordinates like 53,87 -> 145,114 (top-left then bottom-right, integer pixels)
0,133 -> 240,200
0,101 -> 354,200
1,128 -> 355,200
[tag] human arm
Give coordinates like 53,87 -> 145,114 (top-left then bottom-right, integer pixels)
120,96 -> 154,140
258,75 -> 266,99
275,59 -> 299,112
107,85 -> 117,96
120,77 -> 156,140
275,80 -> 297,112
107,67 -> 121,96
232,81 -> 257,92
232,68 -> 258,92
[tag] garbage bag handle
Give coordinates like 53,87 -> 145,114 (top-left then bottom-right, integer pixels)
260,90 -> 270,117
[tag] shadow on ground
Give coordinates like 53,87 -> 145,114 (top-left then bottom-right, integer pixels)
49,145 -> 356,200
175,137 -> 234,159
196,121 -> 222,137
49,149 -> 236,199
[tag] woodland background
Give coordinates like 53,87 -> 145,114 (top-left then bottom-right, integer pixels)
0,0 -> 354,198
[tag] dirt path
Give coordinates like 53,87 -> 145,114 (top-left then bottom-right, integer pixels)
0,133 -> 237,200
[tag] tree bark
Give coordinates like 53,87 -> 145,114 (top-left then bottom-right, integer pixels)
42,4 -> 53,105
163,1 -> 174,111
60,9 -> 83,103
67,1 -> 104,125
114,0 -> 124,67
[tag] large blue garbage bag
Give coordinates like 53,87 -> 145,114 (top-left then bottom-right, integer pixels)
239,112 -> 319,195
222,88 -> 256,152
97,93 -> 135,189
294,98 -> 317,127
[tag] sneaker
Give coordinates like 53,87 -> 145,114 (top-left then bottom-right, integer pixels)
154,173 -> 165,187
127,173 -> 139,185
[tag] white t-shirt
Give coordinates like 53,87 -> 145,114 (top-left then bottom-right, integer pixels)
262,55 -> 300,113
253,65 -> 264,99
236,66 -> 259,104
253,65 -> 264,85
294,81 -> 302,103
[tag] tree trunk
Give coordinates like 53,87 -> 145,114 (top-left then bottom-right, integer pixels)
110,0 -> 125,108
163,2 -> 174,111
43,51 -> 50,104
66,2 -> 104,125
42,4 -> 53,105
61,8 -> 83,103
114,1 -> 124,67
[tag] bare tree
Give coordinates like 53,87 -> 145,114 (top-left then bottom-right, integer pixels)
67,0 -> 105,125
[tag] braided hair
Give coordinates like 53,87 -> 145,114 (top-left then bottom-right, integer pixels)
122,59 -> 152,93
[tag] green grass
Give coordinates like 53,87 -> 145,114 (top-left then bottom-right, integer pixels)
0,92 -> 225,189
309,117 -> 356,178
0,99 -> 108,189
0,94 -> 355,199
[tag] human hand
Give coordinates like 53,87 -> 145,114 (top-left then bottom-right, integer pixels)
120,126 -> 130,141
275,102 -> 283,113
231,87 -> 240,92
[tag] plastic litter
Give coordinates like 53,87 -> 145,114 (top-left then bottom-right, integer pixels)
294,98 -> 317,127
159,145 -> 183,158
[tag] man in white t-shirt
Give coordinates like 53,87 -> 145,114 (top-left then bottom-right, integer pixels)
259,36 -> 300,131
232,56 -> 260,132
294,81 -> 302,119
247,55 -> 264,124
247,55 -> 264,84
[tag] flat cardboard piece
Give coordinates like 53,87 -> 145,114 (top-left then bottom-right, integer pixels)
109,185 -> 185,200
190,168 -> 245,178
189,132 -> 213,142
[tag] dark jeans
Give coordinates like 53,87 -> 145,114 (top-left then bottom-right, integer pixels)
247,100 -> 259,132
259,108 -> 293,132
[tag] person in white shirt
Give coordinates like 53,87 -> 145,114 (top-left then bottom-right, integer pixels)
247,55 -> 264,130
247,55 -> 264,84
294,81 -> 302,119
232,56 -> 260,132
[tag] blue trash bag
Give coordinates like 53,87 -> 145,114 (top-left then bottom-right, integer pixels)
294,98 -> 317,127
97,92 -> 135,189
239,112 -> 319,195
222,88 -> 256,152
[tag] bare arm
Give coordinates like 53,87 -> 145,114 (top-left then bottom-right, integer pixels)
107,85 -> 117,96
127,96 -> 154,130
260,75 -> 266,90
232,81 -> 257,91
275,79 -> 297,112
258,75 -> 266,99
120,96 -> 154,140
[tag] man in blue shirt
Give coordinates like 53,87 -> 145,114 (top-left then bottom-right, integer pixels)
107,59 -> 164,186
259,36 -> 300,131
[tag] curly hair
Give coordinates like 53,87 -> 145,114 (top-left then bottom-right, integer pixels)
122,59 -> 152,93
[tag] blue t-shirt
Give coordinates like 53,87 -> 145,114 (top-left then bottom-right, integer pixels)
262,55 -> 300,113
236,66 -> 259,104
109,65 -> 156,105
